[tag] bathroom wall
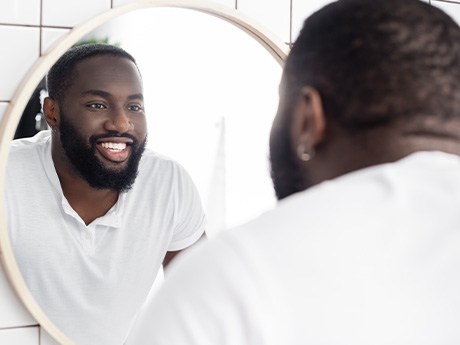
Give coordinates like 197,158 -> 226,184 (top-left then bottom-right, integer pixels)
0,0 -> 458,344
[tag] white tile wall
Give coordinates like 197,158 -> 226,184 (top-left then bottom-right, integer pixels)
431,0 -> 460,24
113,0 -> 236,8
112,0 -> 141,6
0,0 -> 40,26
0,327 -> 39,345
0,262 -> 36,328
291,0 -> 334,42
41,28 -> 71,55
0,26 -> 39,101
42,0 -> 111,27
238,0 -> 290,42
0,102 -> 9,123
204,0 -> 236,9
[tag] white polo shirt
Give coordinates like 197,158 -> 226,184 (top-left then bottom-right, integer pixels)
126,151 -> 460,345
5,130 -> 206,345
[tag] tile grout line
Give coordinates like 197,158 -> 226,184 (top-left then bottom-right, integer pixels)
39,0 -> 43,56
0,23 -> 73,29
432,0 -> 460,4
0,324 -> 39,331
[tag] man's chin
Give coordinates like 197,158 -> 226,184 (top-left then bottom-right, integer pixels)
99,160 -> 130,174
86,169 -> 138,193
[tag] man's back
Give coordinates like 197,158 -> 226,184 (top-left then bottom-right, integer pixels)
128,151 -> 460,344
126,0 -> 460,343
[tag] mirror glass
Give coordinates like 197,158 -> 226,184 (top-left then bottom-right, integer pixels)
19,7 -> 282,233
8,6 -> 282,344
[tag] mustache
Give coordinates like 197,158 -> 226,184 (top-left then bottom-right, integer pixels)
89,132 -> 139,147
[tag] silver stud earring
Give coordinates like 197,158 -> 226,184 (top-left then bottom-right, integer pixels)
297,143 -> 315,162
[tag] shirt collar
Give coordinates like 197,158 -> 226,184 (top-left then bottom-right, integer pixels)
42,131 -> 124,229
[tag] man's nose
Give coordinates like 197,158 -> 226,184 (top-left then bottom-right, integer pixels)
104,107 -> 133,133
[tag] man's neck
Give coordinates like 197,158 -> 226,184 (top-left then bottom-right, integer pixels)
311,126 -> 460,188
60,174 -> 119,226
52,145 -> 119,226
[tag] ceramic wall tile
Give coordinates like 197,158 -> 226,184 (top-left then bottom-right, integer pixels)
111,0 -> 141,7
431,1 -> 460,24
0,102 -> 9,123
42,0 -> 110,27
0,26 -> 39,101
0,260 -> 36,327
291,0 -> 334,42
238,0 -> 290,42
0,327 -> 39,345
0,0 -> 40,26
209,0 -> 236,8
41,28 -> 71,55
112,0 -> 236,9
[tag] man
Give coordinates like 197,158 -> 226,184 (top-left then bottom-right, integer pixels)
6,44 -> 206,345
125,0 -> 460,344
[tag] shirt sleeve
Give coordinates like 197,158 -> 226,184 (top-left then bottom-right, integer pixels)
168,163 -> 207,251
125,237 -> 274,345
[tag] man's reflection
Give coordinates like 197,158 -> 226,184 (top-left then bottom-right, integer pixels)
6,44 -> 206,345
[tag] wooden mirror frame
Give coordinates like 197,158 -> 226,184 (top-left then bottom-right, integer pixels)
0,1 -> 288,343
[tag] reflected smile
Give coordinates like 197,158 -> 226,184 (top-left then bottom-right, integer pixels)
101,142 -> 127,152
96,137 -> 133,163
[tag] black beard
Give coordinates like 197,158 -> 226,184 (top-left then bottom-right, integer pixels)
269,112 -> 311,200
59,115 -> 146,193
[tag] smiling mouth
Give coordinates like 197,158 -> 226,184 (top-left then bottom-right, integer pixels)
96,138 -> 133,163
101,142 -> 127,152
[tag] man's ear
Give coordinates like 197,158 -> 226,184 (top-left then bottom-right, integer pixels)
291,86 -> 326,157
43,97 -> 60,129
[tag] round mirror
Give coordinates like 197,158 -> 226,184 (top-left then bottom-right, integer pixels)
0,2 -> 287,344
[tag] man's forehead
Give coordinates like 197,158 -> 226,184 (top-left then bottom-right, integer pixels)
71,55 -> 143,92
75,55 -> 139,76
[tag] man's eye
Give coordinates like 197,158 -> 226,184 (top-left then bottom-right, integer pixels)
88,103 -> 106,109
128,104 -> 143,112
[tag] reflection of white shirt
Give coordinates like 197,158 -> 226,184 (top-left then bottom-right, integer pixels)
127,151 -> 460,345
6,130 -> 206,345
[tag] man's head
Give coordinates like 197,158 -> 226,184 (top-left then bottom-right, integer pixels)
44,44 -> 147,193
270,0 -> 460,200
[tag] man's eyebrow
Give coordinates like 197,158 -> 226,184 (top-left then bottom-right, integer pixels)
128,93 -> 144,101
81,89 -> 111,98
80,90 -> 143,101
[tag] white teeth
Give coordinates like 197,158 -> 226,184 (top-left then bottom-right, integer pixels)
101,142 -> 127,152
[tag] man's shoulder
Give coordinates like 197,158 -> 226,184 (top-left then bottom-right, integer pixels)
9,130 -> 51,155
6,132 -> 53,191
221,150 -> 460,250
138,149 -> 189,176
8,131 -> 51,169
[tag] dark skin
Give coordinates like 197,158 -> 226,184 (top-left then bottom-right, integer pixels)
43,55 -> 200,268
271,85 -> 460,190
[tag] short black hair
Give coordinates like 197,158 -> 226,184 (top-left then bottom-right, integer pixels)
285,0 -> 460,132
46,43 -> 138,102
